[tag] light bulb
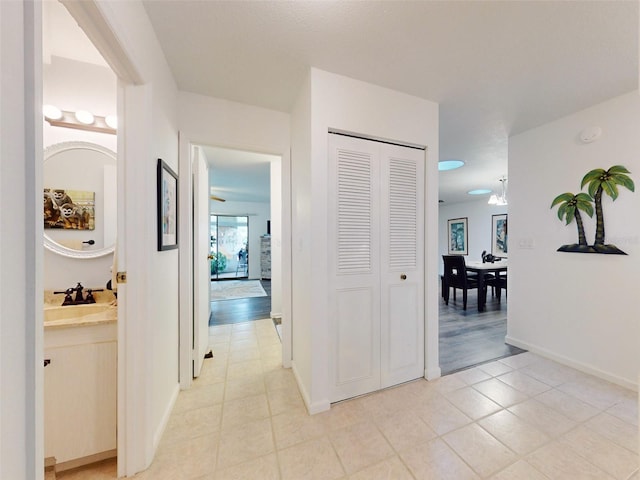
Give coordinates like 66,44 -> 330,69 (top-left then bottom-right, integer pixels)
43,105 -> 62,120
105,115 -> 118,129
75,110 -> 94,125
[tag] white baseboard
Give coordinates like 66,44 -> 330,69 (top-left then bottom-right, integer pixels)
505,335 -> 638,391
424,366 -> 442,381
153,383 -> 181,452
291,362 -> 330,415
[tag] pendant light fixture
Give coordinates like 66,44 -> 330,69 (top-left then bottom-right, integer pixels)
488,176 -> 508,206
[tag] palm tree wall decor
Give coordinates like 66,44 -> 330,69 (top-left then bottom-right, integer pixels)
551,165 -> 634,255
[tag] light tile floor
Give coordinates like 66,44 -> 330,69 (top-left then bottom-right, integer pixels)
58,318 -> 639,479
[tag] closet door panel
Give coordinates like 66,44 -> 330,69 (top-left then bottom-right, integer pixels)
328,134 -> 381,402
380,145 -> 425,388
334,287 -> 379,396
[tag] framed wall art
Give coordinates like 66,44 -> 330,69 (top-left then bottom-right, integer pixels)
157,158 -> 178,251
491,213 -> 508,258
447,217 -> 468,255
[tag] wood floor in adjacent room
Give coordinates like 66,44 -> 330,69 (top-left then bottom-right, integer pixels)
439,287 -> 525,375
210,279 -> 272,326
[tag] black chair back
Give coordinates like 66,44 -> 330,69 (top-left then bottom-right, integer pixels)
442,255 -> 470,288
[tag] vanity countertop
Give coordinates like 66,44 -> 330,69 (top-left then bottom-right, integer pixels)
44,290 -> 117,329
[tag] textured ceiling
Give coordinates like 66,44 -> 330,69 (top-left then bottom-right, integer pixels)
142,0 -> 638,204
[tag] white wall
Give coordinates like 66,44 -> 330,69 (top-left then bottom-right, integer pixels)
210,200 -> 270,280
42,56 -> 117,290
438,199 -> 508,270
290,68 -> 440,413
1,2 -> 43,477
508,91 -> 640,389
290,72 -> 313,406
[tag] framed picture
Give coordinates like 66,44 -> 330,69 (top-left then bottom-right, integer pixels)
157,158 -> 178,251
447,217 -> 468,255
491,214 -> 508,258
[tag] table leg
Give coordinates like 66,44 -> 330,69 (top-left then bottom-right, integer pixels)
478,274 -> 485,311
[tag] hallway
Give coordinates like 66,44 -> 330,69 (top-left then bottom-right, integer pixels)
59,317 -> 638,479
143,329 -> 638,479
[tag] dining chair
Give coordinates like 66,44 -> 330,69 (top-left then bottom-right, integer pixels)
495,274 -> 507,301
442,255 -> 492,310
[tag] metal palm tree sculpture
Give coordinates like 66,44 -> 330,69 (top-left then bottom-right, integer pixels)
550,192 -> 594,247
581,165 -> 635,250
552,165 -> 634,255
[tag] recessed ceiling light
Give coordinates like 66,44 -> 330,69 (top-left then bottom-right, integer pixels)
467,189 -> 492,195
438,160 -> 465,171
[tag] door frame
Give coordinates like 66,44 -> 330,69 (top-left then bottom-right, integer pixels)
178,134 -> 293,388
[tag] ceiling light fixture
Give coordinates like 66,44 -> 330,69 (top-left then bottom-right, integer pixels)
438,160 -> 465,171
488,176 -> 508,206
43,106 -> 117,135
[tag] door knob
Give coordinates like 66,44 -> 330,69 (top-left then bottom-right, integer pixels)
400,274 -> 407,280
207,254 -> 214,260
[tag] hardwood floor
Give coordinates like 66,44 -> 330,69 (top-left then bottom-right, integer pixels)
439,287 -> 525,375
209,279 -> 272,326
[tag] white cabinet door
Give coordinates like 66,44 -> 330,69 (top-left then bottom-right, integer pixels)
44,341 -> 117,463
329,134 -> 425,402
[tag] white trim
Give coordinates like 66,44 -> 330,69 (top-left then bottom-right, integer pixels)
291,362 -> 330,415
424,367 -> 442,381
59,0 -> 143,85
505,335 -> 638,392
178,132 -> 194,390
152,384 -> 180,451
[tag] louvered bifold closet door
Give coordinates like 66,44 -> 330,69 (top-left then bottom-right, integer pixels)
328,134 -> 382,402
380,144 -> 425,388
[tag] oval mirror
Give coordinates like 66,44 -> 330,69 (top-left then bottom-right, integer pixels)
43,141 -> 116,259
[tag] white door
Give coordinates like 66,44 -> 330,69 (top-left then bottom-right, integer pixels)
380,145 -> 425,388
193,147 -> 211,377
329,134 -> 425,402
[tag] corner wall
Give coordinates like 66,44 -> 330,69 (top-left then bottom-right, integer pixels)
508,91 -> 640,389
1,1 -> 43,477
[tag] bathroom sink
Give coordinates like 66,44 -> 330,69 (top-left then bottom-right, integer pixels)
44,303 -> 116,325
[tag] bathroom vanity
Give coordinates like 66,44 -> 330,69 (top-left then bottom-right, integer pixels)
43,292 -> 117,470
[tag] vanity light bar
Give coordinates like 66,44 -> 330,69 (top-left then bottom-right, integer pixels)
44,109 -> 117,135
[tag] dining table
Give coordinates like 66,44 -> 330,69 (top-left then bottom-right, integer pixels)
465,260 -> 508,312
